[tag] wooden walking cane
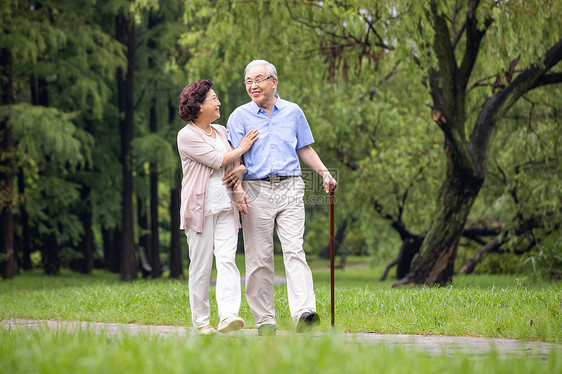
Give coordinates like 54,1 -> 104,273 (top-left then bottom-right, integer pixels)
330,187 -> 335,327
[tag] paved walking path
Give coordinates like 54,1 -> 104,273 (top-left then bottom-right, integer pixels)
3,318 -> 560,357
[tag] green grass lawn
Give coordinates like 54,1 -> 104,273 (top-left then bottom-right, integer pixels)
2,328 -> 561,374
1,256 -> 561,373
1,255 -> 560,341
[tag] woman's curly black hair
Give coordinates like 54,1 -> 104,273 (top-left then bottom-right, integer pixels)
178,79 -> 213,122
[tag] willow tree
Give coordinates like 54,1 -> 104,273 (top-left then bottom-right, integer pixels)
391,1 -> 562,286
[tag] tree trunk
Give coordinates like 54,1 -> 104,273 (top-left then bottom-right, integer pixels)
380,233 -> 424,281
148,10 -> 163,279
168,100 -> 185,279
137,195 -> 151,277
169,102 -> 184,279
103,228 -> 121,273
394,170 -> 483,287
0,47 -> 15,279
116,11 -> 137,281
149,161 -> 163,278
42,233 -> 60,275
70,116 -> 97,273
17,168 -> 31,270
396,234 -> 424,279
33,74 -> 62,275
169,176 -> 183,279
70,185 -> 94,274
18,75 -> 39,271
148,100 -> 162,278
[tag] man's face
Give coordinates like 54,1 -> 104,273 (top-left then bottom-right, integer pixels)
245,65 -> 277,106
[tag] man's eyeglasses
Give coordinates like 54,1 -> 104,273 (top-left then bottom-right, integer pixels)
244,76 -> 272,86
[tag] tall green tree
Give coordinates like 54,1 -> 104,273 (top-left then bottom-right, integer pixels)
133,0 -> 186,277
391,1 -> 561,286
1,0 -> 125,276
114,0 -> 171,280
115,6 -> 138,281
0,44 -> 15,279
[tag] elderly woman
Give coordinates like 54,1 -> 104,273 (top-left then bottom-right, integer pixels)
177,79 -> 258,335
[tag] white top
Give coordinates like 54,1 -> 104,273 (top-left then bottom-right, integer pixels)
204,135 -> 233,216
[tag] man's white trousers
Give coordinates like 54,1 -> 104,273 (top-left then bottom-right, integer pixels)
242,177 -> 317,327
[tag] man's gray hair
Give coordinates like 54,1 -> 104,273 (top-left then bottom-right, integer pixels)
244,60 -> 278,82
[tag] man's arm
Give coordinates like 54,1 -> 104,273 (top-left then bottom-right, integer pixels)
297,145 -> 338,193
226,110 -> 245,148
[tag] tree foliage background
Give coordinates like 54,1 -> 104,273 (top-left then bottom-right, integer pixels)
1,0 -> 560,283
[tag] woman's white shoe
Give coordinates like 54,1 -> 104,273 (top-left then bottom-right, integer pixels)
198,325 -> 217,335
217,316 -> 244,333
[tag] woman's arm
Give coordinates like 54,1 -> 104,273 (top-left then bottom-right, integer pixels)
219,129 -> 259,168
178,127 -> 258,170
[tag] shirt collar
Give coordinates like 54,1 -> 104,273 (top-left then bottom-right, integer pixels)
249,94 -> 282,114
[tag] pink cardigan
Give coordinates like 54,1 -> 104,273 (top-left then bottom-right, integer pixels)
177,122 -> 240,233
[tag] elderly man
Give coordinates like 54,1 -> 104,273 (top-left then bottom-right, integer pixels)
226,60 -> 337,335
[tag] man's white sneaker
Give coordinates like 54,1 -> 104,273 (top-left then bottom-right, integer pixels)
217,316 -> 244,333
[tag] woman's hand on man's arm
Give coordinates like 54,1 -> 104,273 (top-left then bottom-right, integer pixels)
219,129 -> 259,168
223,164 -> 246,188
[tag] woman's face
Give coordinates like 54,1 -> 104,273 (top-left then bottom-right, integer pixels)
199,89 -> 221,122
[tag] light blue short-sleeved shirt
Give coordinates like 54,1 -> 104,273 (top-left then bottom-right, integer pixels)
227,95 -> 315,180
